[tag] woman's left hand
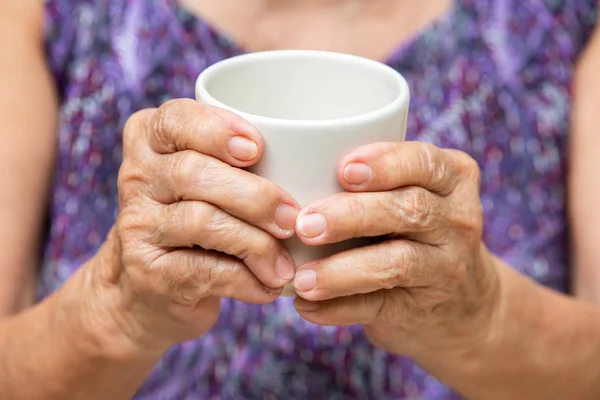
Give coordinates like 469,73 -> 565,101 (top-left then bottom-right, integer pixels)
292,142 -> 501,357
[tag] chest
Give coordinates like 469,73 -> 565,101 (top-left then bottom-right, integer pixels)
179,0 -> 452,61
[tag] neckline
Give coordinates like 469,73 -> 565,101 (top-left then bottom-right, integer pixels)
172,0 -> 460,66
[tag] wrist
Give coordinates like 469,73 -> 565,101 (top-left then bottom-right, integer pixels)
407,249 -> 508,387
53,233 -> 169,364
0,235 -> 168,399
415,256 -> 542,399
444,258 -> 518,381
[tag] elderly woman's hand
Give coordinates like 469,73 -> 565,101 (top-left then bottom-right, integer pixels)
97,99 -> 299,350
292,142 -> 501,357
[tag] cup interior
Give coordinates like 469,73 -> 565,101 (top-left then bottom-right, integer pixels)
201,51 -> 404,121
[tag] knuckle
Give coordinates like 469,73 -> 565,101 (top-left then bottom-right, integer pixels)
197,162 -> 229,194
177,203 -> 242,252
344,195 -> 368,237
197,207 -> 238,249
376,246 -> 407,289
171,288 -> 198,308
378,267 -> 404,290
202,256 -> 216,289
122,109 -> 153,154
377,244 -> 421,289
155,263 -> 183,295
171,151 -> 202,190
446,154 -> 484,237
186,203 -> 278,274
153,102 -> 177,152
167,264 -> 201,294
118,205 -> 163,249
204,255 -> 237,296
247,234 -> 277,260
173,251 -> 212,290
400,245 -> 422,285
234,232 -> 277,268
190,203 -> 221,232
225,230 -> 281,287
240,179 -> 265,202
176,203 -> 208,247
422,145 -> 449,190
152,99 -> 195,152
415,143 -> 454,194
237,179 -> 275,215
117,219 -> 211,303
454,150 -> 480,177
161,252 -> 212,300
120,244 -> 168,295
118,210 -> 147,235
117,161 -> 150,206
392,188 -> 434,230
167,284 -> 200,308
447,149 -> 481,191
419,142 -> 440,170
465,203 -> 484,237
454,151 -> 482,191
379,267 -> 406,290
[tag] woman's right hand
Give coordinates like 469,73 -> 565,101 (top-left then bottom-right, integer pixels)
97,99 -> 299,350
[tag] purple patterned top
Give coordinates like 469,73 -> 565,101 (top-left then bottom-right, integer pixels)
41,0 -> 597,398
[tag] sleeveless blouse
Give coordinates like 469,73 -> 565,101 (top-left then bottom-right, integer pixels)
42,0 -> 597,398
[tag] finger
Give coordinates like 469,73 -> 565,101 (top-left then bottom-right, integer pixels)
149,152 -> 299,238
337,142 -> 480,195
146,201 -> 296,288
147,99 -> 264,167
292,239 -> 446,301
296,187 -> 449,245
122,109 -> 157,160
145,247 -> 282,305
294,292 -> 386,327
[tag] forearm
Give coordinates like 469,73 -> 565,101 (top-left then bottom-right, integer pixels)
419,259 -> 600,399
0,243 -> 165,399
569,18 -> 600,302
0,0 -> 58,314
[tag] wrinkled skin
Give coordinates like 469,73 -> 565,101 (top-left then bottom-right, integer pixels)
106,99 -> 499,357
108,99 -> 299,346
291,141 -> 500,357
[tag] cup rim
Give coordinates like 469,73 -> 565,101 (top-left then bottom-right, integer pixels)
195,50 -> 409,128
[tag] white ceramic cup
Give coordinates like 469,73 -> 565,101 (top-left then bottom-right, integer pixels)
196,50 -> 410,296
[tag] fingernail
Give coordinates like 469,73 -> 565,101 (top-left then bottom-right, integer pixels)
275,252 -> 295,281
343,163 -> 372,185
296,213 -> 326,238
275,203 -> 299,231
228,136 -> 258,161
294,269 -> 316,292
